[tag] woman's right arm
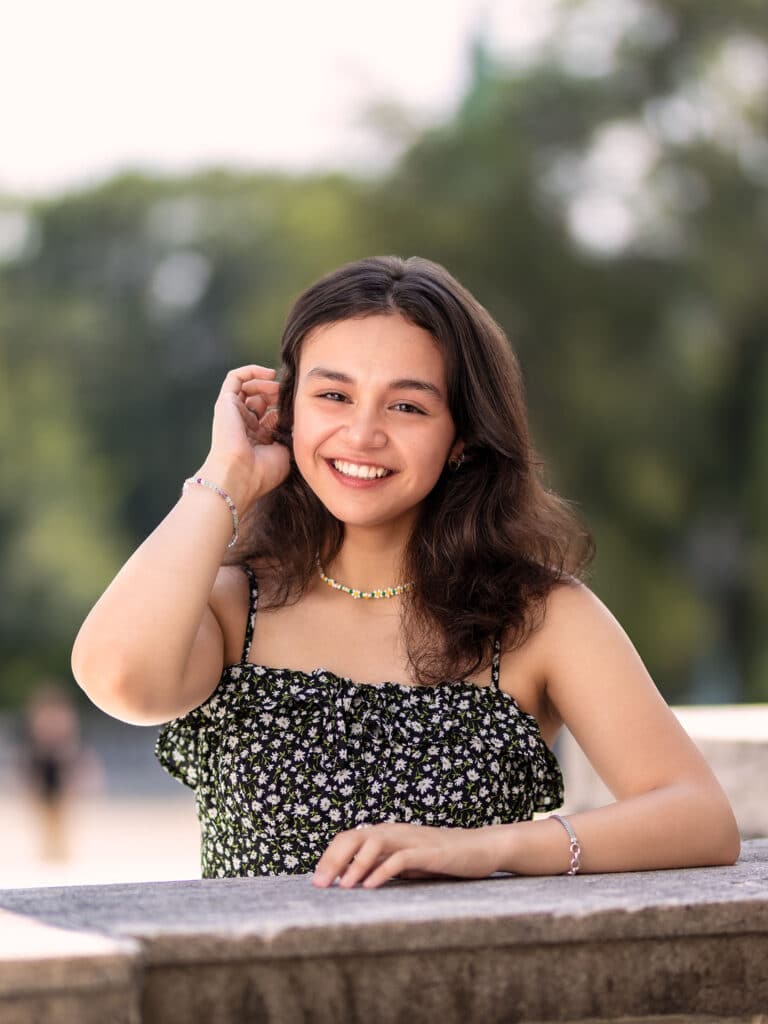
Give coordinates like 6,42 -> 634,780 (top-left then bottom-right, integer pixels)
71,366 -> 290,726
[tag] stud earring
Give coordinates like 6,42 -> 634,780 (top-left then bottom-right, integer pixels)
448,453 -> 465,471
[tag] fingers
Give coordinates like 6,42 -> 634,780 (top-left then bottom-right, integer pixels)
360,849 -> 413,889
312,830 -> 366,888
242,410 -> 280,447
237,375 -> 281,442
215,366 -> 283,450
217,365 -> 279,398
243,394 -> 281,432
259,408 -> 280,436
340,845 -> 431,889
215,368 -> 281,417
233,394 -> 264,438
243,393 -> 269,419
337,837 -> 385,889
312,825 -> 445,889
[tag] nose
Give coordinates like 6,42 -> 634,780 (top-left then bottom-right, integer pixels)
341,402 -> 387,448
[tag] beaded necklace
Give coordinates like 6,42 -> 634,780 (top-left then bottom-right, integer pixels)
315,557 -> 415,600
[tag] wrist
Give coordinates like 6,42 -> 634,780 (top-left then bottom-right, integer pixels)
182,476 -> 240,549
481,822 -> 522,875
194,457 -> 258,511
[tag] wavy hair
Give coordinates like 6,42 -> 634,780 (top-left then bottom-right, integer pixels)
232,255 -> 594,684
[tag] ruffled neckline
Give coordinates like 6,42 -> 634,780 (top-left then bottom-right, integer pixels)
210,660 -> 557,755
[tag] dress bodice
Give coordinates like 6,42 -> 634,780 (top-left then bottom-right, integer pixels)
155,566 -> 564,877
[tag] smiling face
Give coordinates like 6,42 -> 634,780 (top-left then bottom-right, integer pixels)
292,313 -> 462,533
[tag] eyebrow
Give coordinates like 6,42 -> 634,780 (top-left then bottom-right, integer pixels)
305,367 -> 444,401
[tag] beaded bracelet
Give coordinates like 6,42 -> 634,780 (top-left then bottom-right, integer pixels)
550,813 -> 582,875
182,477 -> 239,549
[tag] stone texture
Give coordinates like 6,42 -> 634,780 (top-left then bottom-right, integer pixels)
1,840 -> 767,1024
0,909 -> 141,1023
134,934 -> 768,1024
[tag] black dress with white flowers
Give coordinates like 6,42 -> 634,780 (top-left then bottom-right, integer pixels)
155,565 -> 564,877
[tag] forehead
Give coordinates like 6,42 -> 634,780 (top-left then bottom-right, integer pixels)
298,313 -> 446,383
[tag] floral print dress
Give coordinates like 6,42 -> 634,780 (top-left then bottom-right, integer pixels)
155,565 -> 564,877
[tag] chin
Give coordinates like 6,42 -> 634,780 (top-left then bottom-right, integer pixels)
320,498 -> 418,532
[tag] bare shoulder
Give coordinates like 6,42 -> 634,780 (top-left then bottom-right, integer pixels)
532,577 -> 730,801
526,576 -> 664,724
515,578 -> 618,667
538,577 -> 620,645
495,580 -> 610,737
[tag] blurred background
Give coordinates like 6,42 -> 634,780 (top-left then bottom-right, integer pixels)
1,0 -> 767,886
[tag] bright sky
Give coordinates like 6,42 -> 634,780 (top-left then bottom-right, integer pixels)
1,0 -> 553,196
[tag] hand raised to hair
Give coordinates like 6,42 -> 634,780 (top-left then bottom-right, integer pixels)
200,365 -> 291,510
311,822 -> 502,890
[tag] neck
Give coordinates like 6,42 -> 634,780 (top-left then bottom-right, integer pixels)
322,523 -> 413,593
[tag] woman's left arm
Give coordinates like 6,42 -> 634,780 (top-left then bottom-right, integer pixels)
313,582 -> 740,888
485,581 -> 741,876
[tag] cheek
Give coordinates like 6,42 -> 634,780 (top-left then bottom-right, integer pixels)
293,412 -> 328,459
291,442 -> 318,493
293,396 -> 332,435
291,408 -> 330,479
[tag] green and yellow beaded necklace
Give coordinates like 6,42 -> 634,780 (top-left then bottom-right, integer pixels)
315,557 -> 415,600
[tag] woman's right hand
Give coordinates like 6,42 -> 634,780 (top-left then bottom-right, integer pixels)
199,365 -> 291,509
72,363 -> 292,724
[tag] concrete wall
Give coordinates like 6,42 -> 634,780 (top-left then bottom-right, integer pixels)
1,840 -> 767,1024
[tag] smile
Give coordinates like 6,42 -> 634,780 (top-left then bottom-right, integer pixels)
330,459 -> 393,480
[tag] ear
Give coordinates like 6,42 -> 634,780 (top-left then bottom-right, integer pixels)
448,440 -> 465,460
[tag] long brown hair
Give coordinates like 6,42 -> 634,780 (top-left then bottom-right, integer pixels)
232,255 -> 594,684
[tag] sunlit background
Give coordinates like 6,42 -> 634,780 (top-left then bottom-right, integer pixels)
2,0 -> 767,887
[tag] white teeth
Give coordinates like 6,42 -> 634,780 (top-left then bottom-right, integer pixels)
332,459 -> 391,479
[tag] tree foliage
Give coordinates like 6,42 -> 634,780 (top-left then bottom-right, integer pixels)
1,0 -> 766,706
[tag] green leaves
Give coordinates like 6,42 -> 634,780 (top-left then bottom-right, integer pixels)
2,0 -> 767,704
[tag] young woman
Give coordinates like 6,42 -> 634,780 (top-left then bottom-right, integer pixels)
72,255 -> 740,888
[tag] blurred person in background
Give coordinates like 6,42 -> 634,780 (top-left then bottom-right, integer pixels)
19,683 -> 102,861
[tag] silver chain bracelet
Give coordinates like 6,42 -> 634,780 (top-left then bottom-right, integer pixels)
550,814 -> 582,875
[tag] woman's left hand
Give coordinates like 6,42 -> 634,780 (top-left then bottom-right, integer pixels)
311,822 -> 501,889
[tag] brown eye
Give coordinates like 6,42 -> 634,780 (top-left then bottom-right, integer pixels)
391,402 -> 425,414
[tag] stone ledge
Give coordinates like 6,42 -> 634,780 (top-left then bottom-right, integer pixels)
0,909 -> 141,1024
1,840 -> 767,1024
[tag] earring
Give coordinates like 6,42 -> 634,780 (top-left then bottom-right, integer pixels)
448,453 -> 464,471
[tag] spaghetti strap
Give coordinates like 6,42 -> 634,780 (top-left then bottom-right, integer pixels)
491,635 -> 502,689
240,564 -> 259,664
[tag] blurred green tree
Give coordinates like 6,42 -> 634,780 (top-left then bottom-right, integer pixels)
0,171 -> 370,704
359,0 -> 768,701
1,0 -> 766,706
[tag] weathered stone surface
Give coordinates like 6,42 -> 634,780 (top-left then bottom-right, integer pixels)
0,989 -> 140,1024
0,909 -> 141,1023
133,934 -> 768,1023
1,841 -> 767,1024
